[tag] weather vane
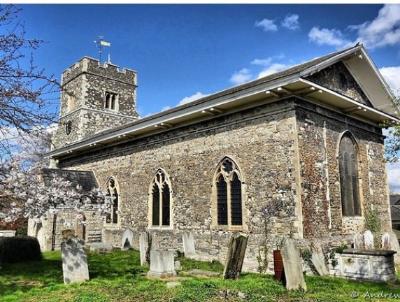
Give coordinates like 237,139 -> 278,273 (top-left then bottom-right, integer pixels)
94,36 -> 111,64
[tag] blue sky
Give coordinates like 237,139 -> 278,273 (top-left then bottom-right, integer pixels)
19,4 -> 400,190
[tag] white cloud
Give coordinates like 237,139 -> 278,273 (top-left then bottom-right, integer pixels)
353,4 -> 400,49
258,63 -> 288,78
380,66 -> 400,95
178,92 -> 208,105
388,162 -> 400,193
281,14 -> 300,30
161,106 -> 171,111
255,18 -> 278,32
308,27 -> 351,48
251,58 -> 273,67
230,68 -> 253,85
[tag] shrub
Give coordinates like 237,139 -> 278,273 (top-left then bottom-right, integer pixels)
0,236 -> 42,264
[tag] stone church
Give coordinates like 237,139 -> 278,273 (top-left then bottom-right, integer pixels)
31,44 -> 399,272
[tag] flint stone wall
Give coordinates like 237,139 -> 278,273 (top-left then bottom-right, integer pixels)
56,97 -> 389,272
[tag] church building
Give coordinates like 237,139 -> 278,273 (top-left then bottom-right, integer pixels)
37,44 -> 398,272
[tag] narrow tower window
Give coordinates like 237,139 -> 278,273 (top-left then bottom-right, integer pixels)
105,92 -> 118,110
339,133 -> 361,216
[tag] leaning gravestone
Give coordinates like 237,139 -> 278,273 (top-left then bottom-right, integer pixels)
121,228 -> 134,250
147,249 -> 176,278
382,232 -> 391,250
389,231 -> 400,266
182,232 -> 196,257
139,231 -> 151,266
353,233 -> 364,249
364,230 -> 374,250
311,244 -> 329,276
223,233 -> 248,279
281,238 -> 307,291
61,229 -> 89,284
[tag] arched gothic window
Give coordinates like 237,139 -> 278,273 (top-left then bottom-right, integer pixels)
339,133 -> 361,216
150,169 -> 172,227
106,177 -> 119,224
214,157 -> 243,226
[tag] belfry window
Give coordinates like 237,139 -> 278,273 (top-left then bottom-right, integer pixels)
150,169 -> 172,227
105,92 -> 118,110
214,157 -> 243,227
106,177 -> 119,224
339,133 -> 361,217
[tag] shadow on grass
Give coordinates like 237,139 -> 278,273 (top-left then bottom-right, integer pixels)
0,258 -> 63,296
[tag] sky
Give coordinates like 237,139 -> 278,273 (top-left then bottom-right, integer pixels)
17,4 -> 400,191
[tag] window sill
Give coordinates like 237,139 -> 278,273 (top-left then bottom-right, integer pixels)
147,226 -> 174,231
212,225 -> 247,232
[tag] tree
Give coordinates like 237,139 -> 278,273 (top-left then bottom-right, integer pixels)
0,5 -> 58,161
384,92 -> 400,162
0,159 -> 109,224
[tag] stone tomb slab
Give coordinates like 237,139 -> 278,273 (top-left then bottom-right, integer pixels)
281,238 -> 307,291
61,237 -> 89,284
121,228 -> 134,250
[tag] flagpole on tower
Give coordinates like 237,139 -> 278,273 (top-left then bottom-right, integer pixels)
94,36 -> 111,64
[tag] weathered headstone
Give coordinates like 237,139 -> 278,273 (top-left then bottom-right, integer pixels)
61,231 -> 89,284
381,232 -> 391,250
147,249 -> 176,278
311,244 -> 329,276
364,230 -> 374,250
139,231 -> 151,266
281,238 -> 307,291
121,228 -> 134,250
182,232 -> 196,257
223,233 -> 248,279
353,233 -> 364,249
389,231 -> 400,266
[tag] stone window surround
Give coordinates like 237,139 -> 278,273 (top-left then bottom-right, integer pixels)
211,157 -> 248,232
104,90 -> 119,112
147,168 -> 174,231
104,176 -> 121,227
336,130 -> 364,220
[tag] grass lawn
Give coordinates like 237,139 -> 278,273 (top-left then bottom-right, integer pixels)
1,250 -> 399,302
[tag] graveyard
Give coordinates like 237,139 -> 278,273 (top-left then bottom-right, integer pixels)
0,249 -> 399,302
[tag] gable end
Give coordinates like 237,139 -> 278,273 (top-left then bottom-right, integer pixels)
305,62 -> 372,107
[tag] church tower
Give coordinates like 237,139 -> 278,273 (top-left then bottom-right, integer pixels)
52,57 -> 138,149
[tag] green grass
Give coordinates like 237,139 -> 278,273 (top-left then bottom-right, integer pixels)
0,249 -> 399,302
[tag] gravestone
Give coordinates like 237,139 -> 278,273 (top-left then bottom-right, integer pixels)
311,244 -> 329,276
139,231 -> 151,266
88,242 -> 113,253
147,249 -> 176,278
353,233 -> 364,249
223,233 -> 248,279
61,230 -> 89,284
182,232 -> 196,257
364,230 -> 374,250
381,232 -> 391,250
0,230 -> 16,237
281,238 -> 307,291
121,228 -> 134,250
389,231 -> 400,266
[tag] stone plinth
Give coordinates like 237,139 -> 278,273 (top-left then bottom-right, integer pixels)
330,249 -> 396,282
0,230 -> 16,237
147,250 -> 176,278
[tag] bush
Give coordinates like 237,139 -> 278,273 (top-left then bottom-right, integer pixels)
0,236 -> 42,264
